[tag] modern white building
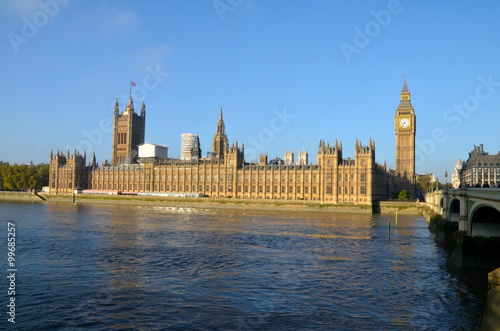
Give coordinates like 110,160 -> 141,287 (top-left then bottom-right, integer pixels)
181,133 -> 201,161
138,143 -> 168,159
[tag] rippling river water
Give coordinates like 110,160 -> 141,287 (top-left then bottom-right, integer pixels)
0,201 -> 488,330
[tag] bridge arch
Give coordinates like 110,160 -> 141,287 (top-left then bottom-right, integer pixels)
470,204 -> 500,237
449,198 -> 460,223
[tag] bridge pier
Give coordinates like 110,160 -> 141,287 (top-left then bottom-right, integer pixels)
442,190 -> 448,221
458,189 -> 469,233
426,188 -> 500,269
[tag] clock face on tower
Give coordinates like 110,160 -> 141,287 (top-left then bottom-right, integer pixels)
399,118 -> 410,129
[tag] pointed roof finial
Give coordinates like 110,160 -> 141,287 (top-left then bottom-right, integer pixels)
402,70 -> 409,93
141,98 -> 146,114
114,96 -> 119,113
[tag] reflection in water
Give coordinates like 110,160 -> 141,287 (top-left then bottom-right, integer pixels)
1,201 -> 487,329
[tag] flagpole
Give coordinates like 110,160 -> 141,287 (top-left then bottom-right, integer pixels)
129,79 -> 132,97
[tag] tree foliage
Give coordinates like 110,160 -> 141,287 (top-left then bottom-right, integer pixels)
397,189 -> 412,200
0,162 -> 49,191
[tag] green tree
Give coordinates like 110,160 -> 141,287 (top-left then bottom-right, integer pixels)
0,162 -> 50,191
417,175 -> 432,193
398,189 -> 412,200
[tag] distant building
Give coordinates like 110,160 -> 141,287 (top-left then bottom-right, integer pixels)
461,144 -> 500,187
138,143 -> 168,160
297,150 -> 308,165
284,150 -> 294,165
268,157 -> 285,165
49,76 -> 416,202
451,158 -> 462,188
181,133 -> 201,161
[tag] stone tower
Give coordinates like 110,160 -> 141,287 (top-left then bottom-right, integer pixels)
395,74 -> 416,181
111,96 -> 146,165
212,106 -> 228,161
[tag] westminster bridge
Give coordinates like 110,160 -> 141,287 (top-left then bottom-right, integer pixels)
426,188 -> 500,237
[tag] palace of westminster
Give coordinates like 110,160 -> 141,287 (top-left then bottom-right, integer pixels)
49,77 -> 416,203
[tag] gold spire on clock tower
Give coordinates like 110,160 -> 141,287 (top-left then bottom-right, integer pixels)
395,73 -> 416,181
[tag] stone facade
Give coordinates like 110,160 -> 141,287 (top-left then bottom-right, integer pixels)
395,74 -> 416,182
111,96 -> 145,165
49,78 -> 416,202
461,144 -> 500,187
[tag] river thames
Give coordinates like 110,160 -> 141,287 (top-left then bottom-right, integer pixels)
0,201 -> 487,330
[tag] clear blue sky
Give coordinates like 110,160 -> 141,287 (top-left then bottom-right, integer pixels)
1,0 -> 499,181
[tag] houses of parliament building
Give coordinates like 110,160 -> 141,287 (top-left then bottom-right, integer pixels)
49,77 -> 416,203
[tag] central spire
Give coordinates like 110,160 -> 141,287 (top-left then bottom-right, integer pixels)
212,105 -> 228,160
217,105 -> 225,134
399,72 -> 411,103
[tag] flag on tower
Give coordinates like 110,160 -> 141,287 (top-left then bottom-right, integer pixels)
131,81 -> 136,86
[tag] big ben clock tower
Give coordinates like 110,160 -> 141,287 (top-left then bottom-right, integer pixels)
395,73 -> 416,181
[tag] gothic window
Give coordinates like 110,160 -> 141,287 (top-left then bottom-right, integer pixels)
326,186 -> 332,194
360,173 -> 366,182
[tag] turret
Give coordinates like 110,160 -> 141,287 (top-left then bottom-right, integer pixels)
212,106 -> 229,161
